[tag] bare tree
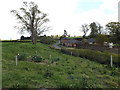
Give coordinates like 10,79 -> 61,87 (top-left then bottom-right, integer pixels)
81,24 -> 89,37
96,22 -> 103,34
11,1 -> 50,44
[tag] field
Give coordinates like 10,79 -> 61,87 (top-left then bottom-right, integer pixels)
2,42 -> 120,88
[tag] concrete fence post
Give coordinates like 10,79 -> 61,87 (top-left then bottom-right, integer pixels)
71,52 -> 72,56
15,53 -> 19,66
110,55 -> 113,67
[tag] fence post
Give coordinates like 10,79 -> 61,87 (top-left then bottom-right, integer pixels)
110,55 -> 113,67
15,53 -> 19,66
71,52 -> 72,56
15,55 -> 18,66
15,56 -> 17,66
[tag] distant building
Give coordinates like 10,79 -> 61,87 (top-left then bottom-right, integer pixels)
109,42 -> 113,48
60,38 -> 70,46
88,38 -> 95,44
60,38 -> 81,47
66,40 -> 81,47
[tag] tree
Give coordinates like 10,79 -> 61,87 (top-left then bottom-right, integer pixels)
96,35 -> 109,45
80,24 -> 89,38
89,22 -> 103,38
11,2 -> 50,44
97,23 -> 103,34
106,22 -> 120,44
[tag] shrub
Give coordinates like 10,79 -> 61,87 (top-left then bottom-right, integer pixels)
17,53 -> 26,61
96,35 -> 109,45
31,55 -> 43,62
53,57 -> 60,62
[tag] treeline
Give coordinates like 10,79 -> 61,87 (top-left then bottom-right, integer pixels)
80,22 -> 120,44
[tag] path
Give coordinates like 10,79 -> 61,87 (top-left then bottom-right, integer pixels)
52,40 -> 61,50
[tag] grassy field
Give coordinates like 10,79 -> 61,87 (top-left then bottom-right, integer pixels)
2,42 -> 120,88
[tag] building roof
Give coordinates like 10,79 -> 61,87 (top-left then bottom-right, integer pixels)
60,37 -> 69,40
67,40 -> 81,44
88,38 -> 95,42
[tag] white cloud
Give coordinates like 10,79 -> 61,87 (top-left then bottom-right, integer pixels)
0,0 -> 119,39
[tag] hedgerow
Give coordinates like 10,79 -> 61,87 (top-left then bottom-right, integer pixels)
61,48 -> 120,67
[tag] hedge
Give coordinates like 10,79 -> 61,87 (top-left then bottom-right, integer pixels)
1,40 -> 40,42
40,37 -> 56,44
61,48 -> 120,67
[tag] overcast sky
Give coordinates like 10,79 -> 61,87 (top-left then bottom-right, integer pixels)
0,0 -> 119,40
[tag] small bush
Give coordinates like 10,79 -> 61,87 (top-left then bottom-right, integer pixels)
53,57 -> 60,62
17,53 -> 26,61
96,35 -> 109,45
31,55 -> 43,62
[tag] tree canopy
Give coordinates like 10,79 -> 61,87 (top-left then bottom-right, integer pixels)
106,22 -> 120,44
89,22 -> 103,38
80,24 -> 89,38
11,1 -> 50,44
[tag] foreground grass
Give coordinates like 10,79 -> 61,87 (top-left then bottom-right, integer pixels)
2,42 -> 120,88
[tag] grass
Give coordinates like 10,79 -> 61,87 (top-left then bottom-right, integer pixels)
2,42 -> 120,88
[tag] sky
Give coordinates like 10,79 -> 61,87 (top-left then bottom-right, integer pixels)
0,0 -> 119,40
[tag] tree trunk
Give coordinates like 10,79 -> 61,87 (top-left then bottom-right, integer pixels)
31,30 -> 37,44
31,9 -> 36,44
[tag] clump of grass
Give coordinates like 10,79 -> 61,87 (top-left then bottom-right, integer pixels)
44,70 -> 54,78
51,57 -> 60,63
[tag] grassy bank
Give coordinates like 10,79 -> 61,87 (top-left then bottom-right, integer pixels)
2,42 -> 120,88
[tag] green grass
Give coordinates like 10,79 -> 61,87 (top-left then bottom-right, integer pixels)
2,42 -> 120,88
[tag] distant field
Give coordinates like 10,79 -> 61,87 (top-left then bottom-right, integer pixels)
2,42 -> 120,88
